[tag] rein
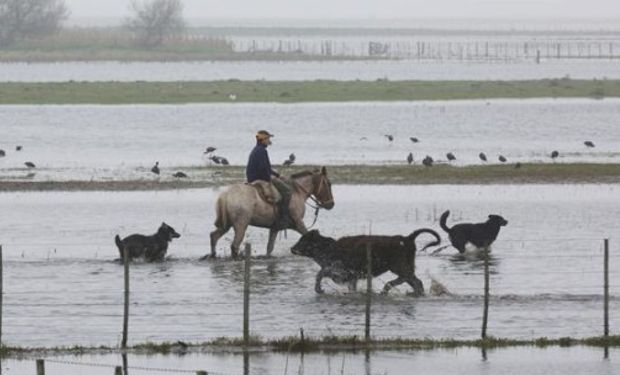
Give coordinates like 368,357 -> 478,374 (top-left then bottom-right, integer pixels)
293,174 -> 333,228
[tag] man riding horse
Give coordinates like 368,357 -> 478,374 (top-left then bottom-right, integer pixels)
207,131 -> 335,259
246,130 -> 292,230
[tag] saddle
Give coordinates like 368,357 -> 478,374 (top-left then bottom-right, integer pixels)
249,180 -> 282,205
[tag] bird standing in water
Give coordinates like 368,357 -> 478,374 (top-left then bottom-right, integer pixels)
151,162 -> 160,175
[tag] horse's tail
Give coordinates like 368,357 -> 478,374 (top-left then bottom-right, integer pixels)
407,228 -> 441,252
214,196 -> 229,230
439,210 -> 451,233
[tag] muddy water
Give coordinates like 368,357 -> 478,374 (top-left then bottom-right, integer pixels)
0,184 -> 618,348
2,346 -> 619,375
1,99 -> 619,182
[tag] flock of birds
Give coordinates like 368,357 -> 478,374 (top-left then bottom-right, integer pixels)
381,134 -> 597,168
0,145 -> 36,169
2,137 -> 600,180
149,147 -> 232,179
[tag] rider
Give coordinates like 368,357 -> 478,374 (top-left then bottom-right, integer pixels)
246,130 -> 292,229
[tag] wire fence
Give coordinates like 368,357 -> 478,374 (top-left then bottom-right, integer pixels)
0,238 -> 616,353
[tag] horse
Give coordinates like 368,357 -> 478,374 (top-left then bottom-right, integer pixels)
207,166 -> 335,259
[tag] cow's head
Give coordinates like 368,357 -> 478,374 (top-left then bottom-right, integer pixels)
291,230 -> 335,257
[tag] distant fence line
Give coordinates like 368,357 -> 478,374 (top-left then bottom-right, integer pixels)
206,36 -> 620,61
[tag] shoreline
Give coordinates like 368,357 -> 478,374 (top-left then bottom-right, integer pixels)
1,163 -> 619,192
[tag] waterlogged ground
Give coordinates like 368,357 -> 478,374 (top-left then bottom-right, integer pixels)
1,99 -> 619,182
0,184 -> 618,348
1,59 -> 620,82
3,346 -> 620,375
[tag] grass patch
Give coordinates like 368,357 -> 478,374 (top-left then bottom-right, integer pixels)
1,79 -> 620,104
2,335 -> 620,358
1,163 -> 620,192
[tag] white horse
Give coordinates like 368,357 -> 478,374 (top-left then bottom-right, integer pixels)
208,167 -> 335,259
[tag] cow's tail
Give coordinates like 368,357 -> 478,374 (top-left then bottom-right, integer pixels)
214,196 -> 229,230
408,228 -> 441,252
439,210 -> 451,233
114,235 -> 123,250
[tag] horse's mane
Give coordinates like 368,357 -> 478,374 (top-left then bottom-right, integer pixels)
290,170 -> 317,179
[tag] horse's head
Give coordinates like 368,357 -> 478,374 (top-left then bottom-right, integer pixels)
312,166 -> 335,210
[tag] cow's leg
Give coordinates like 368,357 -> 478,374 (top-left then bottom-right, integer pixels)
266,228 -> 278,257
405,275 -> 425,297
382,277 -> 405,295
348,279 -> 357,292
315,269 -> 327,294
230,221 -> 249,260
207,226 -> 230,259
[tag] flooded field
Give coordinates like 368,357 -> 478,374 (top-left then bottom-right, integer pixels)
1,59 -> 620,82
0,184 -> 618,348
3,346 -> 619,375
1,99 -> 619,182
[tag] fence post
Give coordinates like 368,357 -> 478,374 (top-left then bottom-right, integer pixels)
122,246 -> 130,349
196,372 -> 208,375
243,243 -> 251,347
36,359 -> 45,375
114,366 -> 123,375
0,244 -> 3,348
481,247 -> 490,339
365,242 -> 372,342
604,239 -> 609,337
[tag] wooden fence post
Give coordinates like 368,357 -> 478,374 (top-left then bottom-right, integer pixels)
604,239 -> 609,337
365,242 -> 372,342
0,244 -> 3,348
482,247 -> 490,339
114,366 -> 123,375
122,246 -> 130,349
196,371 -> 208,375
36,359 -> 45,375
243,243 -> 251,347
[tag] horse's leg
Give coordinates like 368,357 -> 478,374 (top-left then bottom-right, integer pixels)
292,218 -> 308,235
266,228 -> 278,257
207,226 -> 230,259
230,221 -> 249,260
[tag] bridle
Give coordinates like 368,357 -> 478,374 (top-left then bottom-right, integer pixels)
293,172 -> 334,227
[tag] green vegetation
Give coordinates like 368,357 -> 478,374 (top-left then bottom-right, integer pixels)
1,163 -> 619,192
1,79 -> 618,104
2,335 -> 620,358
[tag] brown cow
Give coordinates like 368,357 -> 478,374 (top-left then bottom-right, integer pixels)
291,228 -> 440,296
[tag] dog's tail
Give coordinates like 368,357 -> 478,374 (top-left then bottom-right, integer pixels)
214,196 -> 229,230
115,235 -> 123,250
439,210 -> 451,233
408,228 -> 441,252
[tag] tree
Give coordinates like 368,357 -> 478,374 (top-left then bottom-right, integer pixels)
126,0 -> 185,48
0,0 -> 69,47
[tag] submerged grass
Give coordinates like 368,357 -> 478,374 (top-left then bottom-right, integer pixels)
1,163 -> 619,192
2,335 -> 620,358
0,79 -> 619,104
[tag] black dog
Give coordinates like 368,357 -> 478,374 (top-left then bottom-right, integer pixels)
439,210 -> 507,253
115,222 -> 180,262
291,228 -> 440,296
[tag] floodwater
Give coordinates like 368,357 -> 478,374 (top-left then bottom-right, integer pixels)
2,346 -> 619,375
1,99 -> 619,181
1,59 -> 620,82
0,184 -> 618,348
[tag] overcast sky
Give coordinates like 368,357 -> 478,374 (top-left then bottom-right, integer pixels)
65,0 -> 620,20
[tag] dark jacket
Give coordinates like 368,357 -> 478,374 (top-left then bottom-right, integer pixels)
246,142 -> 280,182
